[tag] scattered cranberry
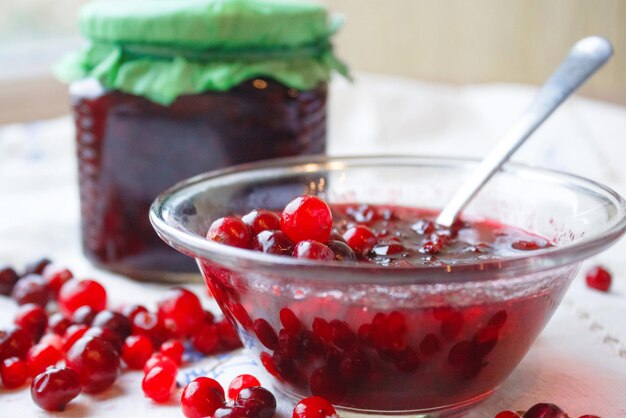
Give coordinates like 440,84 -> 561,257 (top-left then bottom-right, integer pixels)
0,327 -> 33,360
293,396 -> 338,418
72,305 -> 97,325
523,403 -> 569,418
160,339 -> 184,365
235,386 -> 277,418
122,335 -> 153,370
293,240 -> 335,261
1,356 -> 29,388
326,240 -> 356,262
191,323 -> 220,354
214,406 -> 250,418
0,265 -> 19,296
47,313 -> 71,336
142,364 -> 177,402
143,352 -> 178,375
26,342 -> 63,377
252,230 -> 295,255
157,287 -> 204,337
181,377 -> 226,418
14,303 -> 48,342
58,279 -> 107,318
228,374 -> 261,400
343,225 -> 377,255
66,336 -> 120,393
24,258 -> 52,276
243,209 -> 281,234
42,264 -> 73,297
281,195 -> 332,244
585,265 -> 611,292
207,216 -> 253,249
62,324 -> 89,352
122,304 -> 148,323
131,311 -> 170,346
10,274 -> 50,307
92,310 -> 132,339
83,327 -> 123,354
31,367 -> 81,411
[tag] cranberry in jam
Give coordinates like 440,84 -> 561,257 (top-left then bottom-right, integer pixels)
199,198 -> 567,413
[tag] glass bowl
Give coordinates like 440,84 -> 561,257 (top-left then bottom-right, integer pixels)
150,155 -> 626,417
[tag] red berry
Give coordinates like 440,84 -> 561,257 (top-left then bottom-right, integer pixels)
0,327 -> 33,360
293,240 -> 335,261
160,339 -> 184,365
585,265 -> 612,292
122,335 -> 153,370
191,323 -> 220,354
24,258 -> 51,275
254,318 -> 278,350
181,377 -> 226,418
142,364 -> 177,403
326,240 -> 357,262
31,367 -> 81,411
0,265 -> 19,296
11,274 -> 50,307
523,403 -> 569,418
214,406 -> 250,418
242,209 -> 281,234
207,217 -> 252,249
1,357 -> 28,388
83,327 -> 123,354
66,336 -> 120,393
42,264 -> 73,297
342,225 -> 377,255
252,230 -> 295,255
62,324 -> 89,352
280,308 -> 301,333
228,374 -> 261,400
92,310 -> 132,339
157,287 -> 204,337
495,412 -> 522,418
293,396 -> 338,418
58,279 -> 107,318
143,352 -> 178,375
26,342 -> 63,377
47,313 -> 71,336
122,304 -> 148,323
72,305 -> 97,325
235,386 -> 277,418
217,319 -> 242,350
14,303 -> 48,342
39,334 -> 63,352
131,311 -> 170,346
281,195 -> 332,244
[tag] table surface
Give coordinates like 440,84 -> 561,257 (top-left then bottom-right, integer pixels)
1,73 -> 626,417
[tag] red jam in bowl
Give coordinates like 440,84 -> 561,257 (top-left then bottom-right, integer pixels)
198,198 -> 569,414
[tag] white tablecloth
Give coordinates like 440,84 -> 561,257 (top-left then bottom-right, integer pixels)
1,74 -> 626,417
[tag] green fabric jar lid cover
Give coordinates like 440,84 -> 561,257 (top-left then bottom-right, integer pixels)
56,0 -> 348,104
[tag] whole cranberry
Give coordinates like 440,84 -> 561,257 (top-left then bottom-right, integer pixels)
122,304 -> 148,323
0,265 -> 19,295
157,287 -> 204,337
207,217 -> 252,249
142,364 -> 177,403
1,356 -> 29,388
242,209 -> 281,234
281,195 -> 332,244
342,225 -> 377,255
293,240 -> 335,261
92,310 -> 132,339
62,324 -> 89,352
31,367 -> 81,411
14,303 -> 48,342
26,342 -> 63,377
0,327 -> 33,360
131,311 -> 170,346
122,335 -> 153,370
58,279 -> 107,318
23,258 -> 52,275
143,353 -> 178,375
47,313 -> 72,336
235,386 -> 277,418
66,336 -> 120,393
191,323 -> 220,354
214,406 -> 250,418
585,265 -> 612,292
10,274 -> 50,307
72,305 -> 97,325
42,264 -> 73,297
228,374 -> 261,400
293,396 -> 338,418
252,230 -> 294,255
83,327 -> 123,354
181,377 -> 226,418
327,240 -> 357,262
160,339 -> 184,365
523,403 -> 569,418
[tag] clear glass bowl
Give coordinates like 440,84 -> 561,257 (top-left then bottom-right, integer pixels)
150,156 -> 626,417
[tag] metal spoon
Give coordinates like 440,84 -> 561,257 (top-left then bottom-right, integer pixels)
436,36 -> 613,228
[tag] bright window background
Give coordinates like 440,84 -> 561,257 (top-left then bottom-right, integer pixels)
0,0 -> 624,124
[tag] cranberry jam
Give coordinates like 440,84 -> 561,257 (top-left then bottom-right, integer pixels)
72,79 -> 326,279
199,197 -> 569,414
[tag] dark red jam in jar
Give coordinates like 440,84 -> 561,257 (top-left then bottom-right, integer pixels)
58,0 -> 347,280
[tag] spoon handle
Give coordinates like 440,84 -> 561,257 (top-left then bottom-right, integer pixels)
436,36 -> 613,228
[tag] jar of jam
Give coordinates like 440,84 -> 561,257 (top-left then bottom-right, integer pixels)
56,0 -> 347,281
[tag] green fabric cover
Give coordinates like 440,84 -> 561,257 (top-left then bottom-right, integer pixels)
55,0 -> 348,105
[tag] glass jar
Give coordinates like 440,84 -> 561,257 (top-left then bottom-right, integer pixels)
57,0 -> 347,281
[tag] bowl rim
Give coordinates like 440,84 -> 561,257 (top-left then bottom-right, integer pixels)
150,155 -> 626,284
